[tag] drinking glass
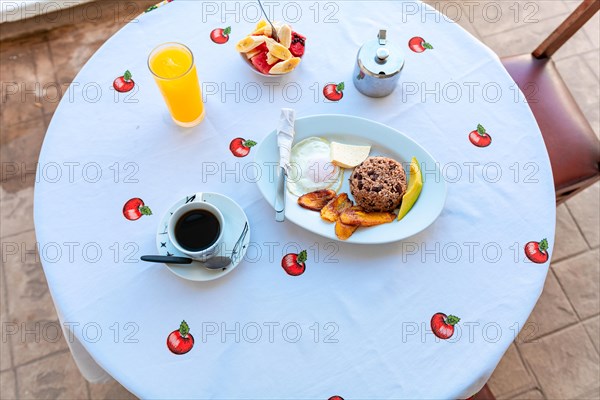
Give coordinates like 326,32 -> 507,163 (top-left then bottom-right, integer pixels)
148,42 -> 204,127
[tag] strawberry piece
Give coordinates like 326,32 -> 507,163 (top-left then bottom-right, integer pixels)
251,51 -> 272,74
290,31 -> 305,57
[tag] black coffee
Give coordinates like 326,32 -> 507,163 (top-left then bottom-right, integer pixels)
174,210 -> 220,252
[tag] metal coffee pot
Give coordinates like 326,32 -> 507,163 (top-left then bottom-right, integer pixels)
353,30 -> 405,98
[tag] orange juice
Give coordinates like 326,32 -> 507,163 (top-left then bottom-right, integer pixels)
148,43 -> 204,127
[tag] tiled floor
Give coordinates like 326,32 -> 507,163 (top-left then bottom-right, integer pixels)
0,1 -> 598,399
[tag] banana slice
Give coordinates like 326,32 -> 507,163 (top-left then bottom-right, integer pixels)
263,24 -> 272,37
269,57 -> 301,74
235,35 -> 266,53
277,24 -> 292,48
255,20 -> 267,30
245,47 -> 262,59
266,52 -> 279,65
266,38 -> 292,60
252,24 -> 272,37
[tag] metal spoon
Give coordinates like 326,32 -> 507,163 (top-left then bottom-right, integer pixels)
140,255 -> 232,270
257,0 -> 279,42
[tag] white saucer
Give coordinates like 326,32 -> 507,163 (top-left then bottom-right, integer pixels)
156,192 -> 250,282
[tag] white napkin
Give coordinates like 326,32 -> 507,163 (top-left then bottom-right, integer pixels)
277,108 -> 296,174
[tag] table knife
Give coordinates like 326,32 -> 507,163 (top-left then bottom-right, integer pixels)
274,108 -> 296,222
274,166 -> 286,222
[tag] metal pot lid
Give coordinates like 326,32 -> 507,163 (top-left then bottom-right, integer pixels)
357,30 -> 404,78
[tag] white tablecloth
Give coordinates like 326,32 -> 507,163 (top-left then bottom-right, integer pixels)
34,1 -> 556,398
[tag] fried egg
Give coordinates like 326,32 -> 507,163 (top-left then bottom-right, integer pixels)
287,137 -> 343,196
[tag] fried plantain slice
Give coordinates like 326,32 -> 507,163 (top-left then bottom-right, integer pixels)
335,220 -> 359,240
320,193 -> 353,222
297,189 -> 337,211
339,206 -> 396,227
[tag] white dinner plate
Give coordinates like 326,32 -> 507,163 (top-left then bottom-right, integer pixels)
155,192 -> 250,281
254,114 -> 447,244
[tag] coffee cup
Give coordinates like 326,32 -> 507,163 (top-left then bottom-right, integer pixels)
168,201 -> 224,261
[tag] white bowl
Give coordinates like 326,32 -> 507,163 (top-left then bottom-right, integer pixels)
239,52 -> 300,77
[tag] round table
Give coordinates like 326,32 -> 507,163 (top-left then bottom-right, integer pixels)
35,1 -> 556,398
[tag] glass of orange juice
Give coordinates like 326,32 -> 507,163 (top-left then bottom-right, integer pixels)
148,42 -> 204,127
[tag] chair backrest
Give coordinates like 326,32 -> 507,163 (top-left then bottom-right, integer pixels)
533,0 -> 599,59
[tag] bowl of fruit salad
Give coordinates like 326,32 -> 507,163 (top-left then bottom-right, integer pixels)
235,20 -> 306,76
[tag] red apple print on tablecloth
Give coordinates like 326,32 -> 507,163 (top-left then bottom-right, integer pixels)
281,250 -> 307,276
525,238 -> 550,264
123,198 -> 152,221
431,313 -> 460,339
167,320 -> 194,355
409,36 -> 433,53
323,82 -> 344,102
230,138 -> 257,157
328,396 -> 345,400
469,124 -> 492,147
210,26 -> 231,44
113,70 -> 134,93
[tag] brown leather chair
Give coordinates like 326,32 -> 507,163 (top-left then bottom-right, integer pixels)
470,384 -> 496,400
501,0 -> 600,204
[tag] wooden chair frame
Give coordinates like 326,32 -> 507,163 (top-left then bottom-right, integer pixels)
533,0 -> 600,59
